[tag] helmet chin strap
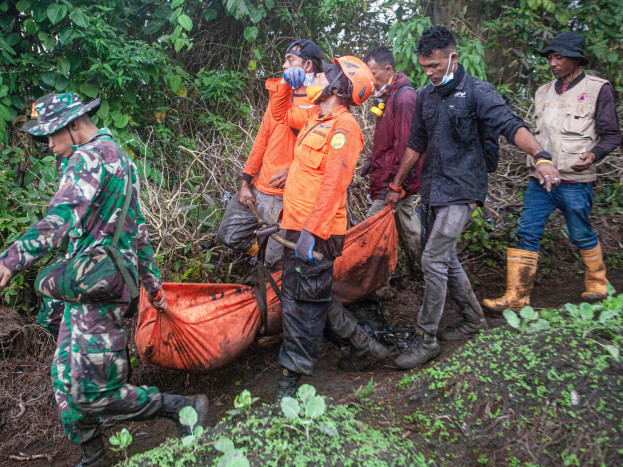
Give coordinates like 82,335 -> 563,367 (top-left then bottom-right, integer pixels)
66,126 -> 77,146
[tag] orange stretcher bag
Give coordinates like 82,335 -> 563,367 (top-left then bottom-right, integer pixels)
134,206 -> 398,372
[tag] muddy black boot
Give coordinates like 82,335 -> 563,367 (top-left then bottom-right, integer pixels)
442,275 -> 488,341
394,329 -> 440,370
274,367 -> 301,402
350,326 -> 391,359
158,393 -> 209,437
440,318 -> 488,341
75,422 -> 109,467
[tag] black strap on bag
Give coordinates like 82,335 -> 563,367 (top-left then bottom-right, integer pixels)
465,78 -> 500,173
253,239 -> 281,334
102,156 -> 141,300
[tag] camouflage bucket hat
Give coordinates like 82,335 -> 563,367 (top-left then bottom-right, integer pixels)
20,92 -> 100,142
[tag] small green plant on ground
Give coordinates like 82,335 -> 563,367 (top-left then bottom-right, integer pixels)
276,384 -> 338,441
213,437 -> 249,467
109,428 -> 133,461
503,306 -> 551,333
227,389 -> 259,420
179,406 -> 204,450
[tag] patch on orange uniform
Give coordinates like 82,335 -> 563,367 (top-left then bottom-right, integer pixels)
331,133 -> 346,149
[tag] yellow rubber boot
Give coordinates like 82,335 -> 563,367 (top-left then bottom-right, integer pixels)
580,243 -> 609,301
482,248 -> 538,311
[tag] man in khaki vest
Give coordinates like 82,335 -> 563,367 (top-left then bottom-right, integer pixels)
484,32 -> 622,311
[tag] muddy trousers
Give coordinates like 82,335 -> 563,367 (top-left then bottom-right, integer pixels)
417,204 -> 484,335
216,185 -> 286,270
367,195 -> 421,273
52,301 -> 163,443
279,232 -> 339,376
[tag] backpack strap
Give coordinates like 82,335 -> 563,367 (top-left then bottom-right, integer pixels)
104,155 -> 140,299
390,85 -> 416,109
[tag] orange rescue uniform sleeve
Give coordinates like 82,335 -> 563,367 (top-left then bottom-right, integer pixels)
303,118 -> 364,238
269,80 -> 315,131
242,108 -> 273,178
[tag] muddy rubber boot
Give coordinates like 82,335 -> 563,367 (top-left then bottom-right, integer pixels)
394,329 -> 440,370
75,422 -> 109,467
482,248 -> 538,312
274,367 -> 301,402
580,243 -> 610,301
158,393 -> 209,437
350,326 -> 391,359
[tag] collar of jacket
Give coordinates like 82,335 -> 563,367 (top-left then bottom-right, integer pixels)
555,71 -> 585,94
70,127 -> 112,152
387,72 -> 412,96
435,64 -> 466,98
315,105 -> 349,121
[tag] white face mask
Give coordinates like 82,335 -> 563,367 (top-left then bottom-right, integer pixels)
432,54 -> 456,87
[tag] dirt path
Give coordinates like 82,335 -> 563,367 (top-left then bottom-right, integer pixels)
2,259 -> 622,466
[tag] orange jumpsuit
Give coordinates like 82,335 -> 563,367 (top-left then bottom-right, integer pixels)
269,81 -> 364,238
269,80 -> 365,377
242,78 -> 313,196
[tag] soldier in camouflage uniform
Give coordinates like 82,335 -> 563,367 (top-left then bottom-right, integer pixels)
0,92 -> 209,466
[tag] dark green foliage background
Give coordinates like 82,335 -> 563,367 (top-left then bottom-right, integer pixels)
1,0 -> 622,311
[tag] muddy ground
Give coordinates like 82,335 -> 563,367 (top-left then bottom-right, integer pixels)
1,253 -> 622,467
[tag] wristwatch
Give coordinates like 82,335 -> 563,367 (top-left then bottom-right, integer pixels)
534,150 -> 552,162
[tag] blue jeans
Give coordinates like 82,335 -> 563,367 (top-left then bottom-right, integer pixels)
516,177 -> 598,252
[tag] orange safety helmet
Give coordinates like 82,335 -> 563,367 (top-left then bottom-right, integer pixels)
334,56 -> 376,106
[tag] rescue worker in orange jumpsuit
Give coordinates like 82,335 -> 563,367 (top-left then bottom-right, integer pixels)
217,40 -> 322,271
269,56 -> 376,398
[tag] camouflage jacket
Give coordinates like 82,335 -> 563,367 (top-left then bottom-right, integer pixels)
0,128 -> 162,293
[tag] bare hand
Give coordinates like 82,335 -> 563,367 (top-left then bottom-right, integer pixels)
147,289 -> 167,313
385,190 -> 400,211
238,180 -> 255,205
0,262 -> 12,292
570,152 -> 596,172
360,156 -> 373,179
269,168 -> 289,188
534,162 -> 561,192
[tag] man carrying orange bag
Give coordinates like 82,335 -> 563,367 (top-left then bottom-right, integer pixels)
269,56 -> 376,399
217,40 -> 322,271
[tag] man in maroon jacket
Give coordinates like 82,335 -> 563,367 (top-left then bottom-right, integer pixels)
364,46 -> 423,277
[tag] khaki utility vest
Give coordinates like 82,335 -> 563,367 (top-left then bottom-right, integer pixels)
529,74 -> 607,182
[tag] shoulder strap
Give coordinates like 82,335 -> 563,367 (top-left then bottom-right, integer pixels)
391,85 -> 416,109
465,76 -> 476,114
106,154 -> 140,300
111,155 -> 133,248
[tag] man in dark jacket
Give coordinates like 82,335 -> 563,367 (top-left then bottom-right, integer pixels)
386,26 -> 561,369
363,46 -> 422,276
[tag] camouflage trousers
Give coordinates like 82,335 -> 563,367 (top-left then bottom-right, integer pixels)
36,298 -> 64,337
52,301 -> 163,443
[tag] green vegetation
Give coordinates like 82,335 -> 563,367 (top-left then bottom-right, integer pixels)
396,289 -> 623,465
124,387 -> 432,466
110,428 -> 133,461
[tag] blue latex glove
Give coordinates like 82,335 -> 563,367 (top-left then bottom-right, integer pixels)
295,230 -> 317,263
283,67 -> 305,88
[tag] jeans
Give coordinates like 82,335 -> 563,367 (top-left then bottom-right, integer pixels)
417,204 -> 483,335
516,177 -> 598,252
